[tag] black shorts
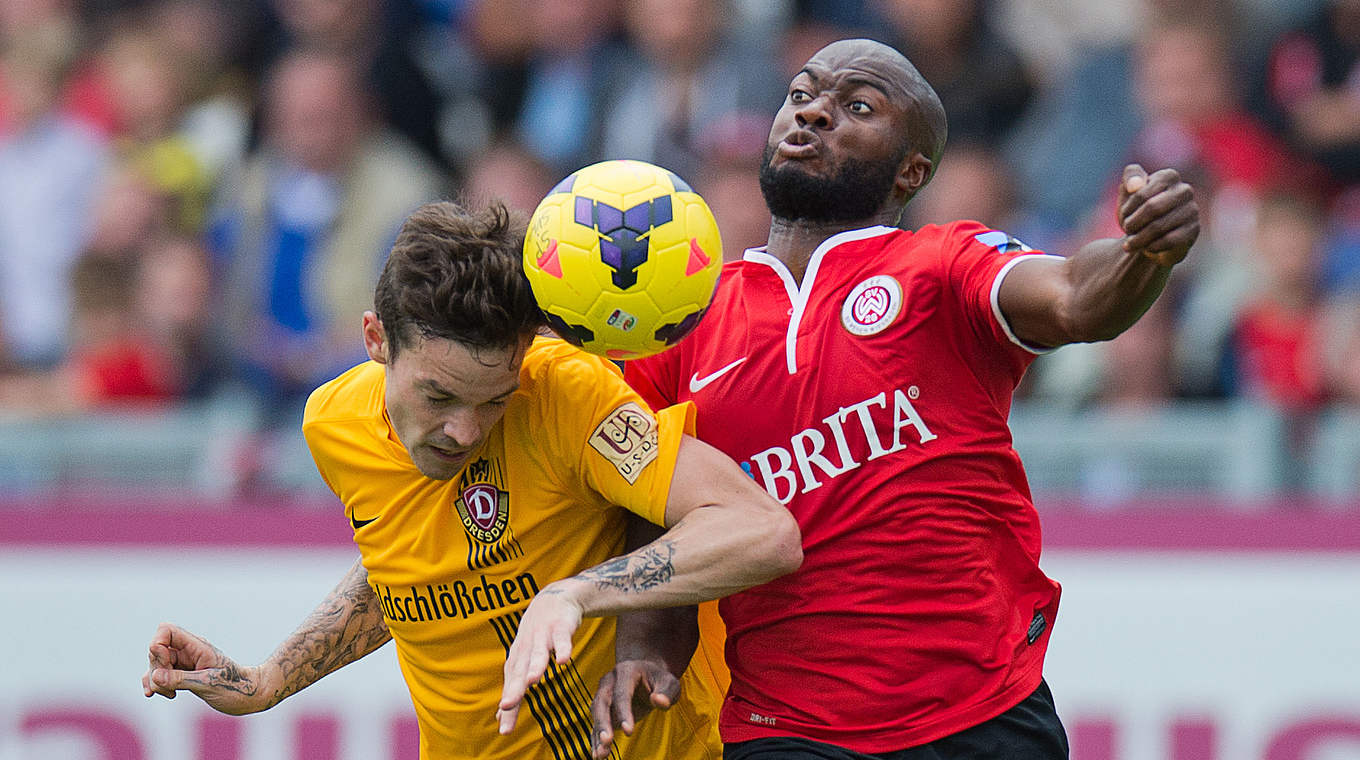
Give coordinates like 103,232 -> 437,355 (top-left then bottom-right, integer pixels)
723,680 -> 1069,760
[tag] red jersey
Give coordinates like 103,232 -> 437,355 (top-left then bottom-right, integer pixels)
625,223 -> 1063,752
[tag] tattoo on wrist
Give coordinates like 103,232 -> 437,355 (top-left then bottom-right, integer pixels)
267,564 -> 391,707
583,540 -> 675,593
207,660 -> 261,698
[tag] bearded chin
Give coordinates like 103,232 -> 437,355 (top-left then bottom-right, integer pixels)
758,143 -> 904,224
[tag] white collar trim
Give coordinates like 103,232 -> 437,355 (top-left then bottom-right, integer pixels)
743,226 -> 897,374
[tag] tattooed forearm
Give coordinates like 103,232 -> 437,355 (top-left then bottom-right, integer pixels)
261,559 -> 391,708
579,540 -> 676,594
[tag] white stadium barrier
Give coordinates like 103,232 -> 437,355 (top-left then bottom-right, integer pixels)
1,506 -> 1358,760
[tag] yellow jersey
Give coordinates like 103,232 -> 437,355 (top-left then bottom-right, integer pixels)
302,337 -> 722,760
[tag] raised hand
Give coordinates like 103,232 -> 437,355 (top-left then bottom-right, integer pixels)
1117,164 -> 1200,268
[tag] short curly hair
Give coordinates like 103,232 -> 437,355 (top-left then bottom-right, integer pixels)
374,200 -> 545,361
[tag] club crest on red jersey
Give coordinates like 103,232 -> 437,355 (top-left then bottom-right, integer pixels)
841,275 -> 903,336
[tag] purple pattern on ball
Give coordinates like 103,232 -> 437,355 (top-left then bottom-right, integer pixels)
597,203 -> 623,233
624,203 -> 649,233
550,173 -> 577,196
573,195 -> 676,290
599,239 -> 623,269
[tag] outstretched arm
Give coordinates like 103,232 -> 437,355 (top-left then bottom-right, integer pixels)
143,558 -> 391,715
999,164 -> 1200,349
498,434 -> 801,733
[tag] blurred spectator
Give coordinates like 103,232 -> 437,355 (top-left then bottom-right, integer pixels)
1130,18 -> 1295,203
1324,189 -> 1360,291
463,0 -> 538,126
0,0 -> 75,130
1322,292 -> 1360,402
84,159 -> 175,259
0,21 -> 110,369
1026,12 -> 1289,407
0,0 -> 75,38
144,0 -> 256,182
1129,17 -> 1308,399
904,143 -> 1014,230
461,137 -> 555,215
1248,0 -> 1360,294
1040,16 -> 1306,404
901,141 -> 1058,250
1229,192 -> 1332,409
871,0 -> 1037,146
1250,0 -> 1360,186
0,255 -> 178,415
1001,37 -> 1140,237
137,234 -> 222,398
1102,296 -> 1178,407
1225,189 -> 1360,486
258,0 -> 450,167
469,0 -> 624,176
991,0 -> 1141,85
595,0 -> 785,182
94,25 -> 213,233
793,0 -> 877,32
65,253 -> 179,404
691,112 -> 771,260
1002,0 -> 1254,238
208,47 -> 445,413
777,5 -> 876,81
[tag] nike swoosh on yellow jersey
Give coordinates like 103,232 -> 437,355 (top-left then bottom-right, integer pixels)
689,357 -> 747,393
351,512 -> 378,530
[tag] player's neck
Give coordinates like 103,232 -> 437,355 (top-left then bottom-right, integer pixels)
765,214 -> 895,285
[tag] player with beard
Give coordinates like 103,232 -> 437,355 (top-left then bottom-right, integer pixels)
590,38 -> 1199,760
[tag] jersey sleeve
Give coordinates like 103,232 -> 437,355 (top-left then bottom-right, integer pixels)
938,220 -> 1064,356
540,349 -> 695,527
300,362 -> 390,507
302,384 -> 345,499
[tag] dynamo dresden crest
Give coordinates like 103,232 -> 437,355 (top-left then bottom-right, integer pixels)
841,275 -> 903,336
452,458 -> 522,570
455,480 -> 509,544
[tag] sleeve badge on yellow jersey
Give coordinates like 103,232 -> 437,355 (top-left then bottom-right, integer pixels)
588,401 -> 660,484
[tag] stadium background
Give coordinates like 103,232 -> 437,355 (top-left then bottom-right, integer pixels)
1,0 -> 1358,758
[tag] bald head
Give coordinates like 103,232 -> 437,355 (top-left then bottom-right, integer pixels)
760,37 -> 950,223
807,39 -> 948,170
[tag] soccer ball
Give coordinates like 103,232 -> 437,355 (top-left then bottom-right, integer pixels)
523,159 -> 723,360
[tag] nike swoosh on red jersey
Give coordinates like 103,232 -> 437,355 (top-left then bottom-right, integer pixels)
689,357 -> 747,393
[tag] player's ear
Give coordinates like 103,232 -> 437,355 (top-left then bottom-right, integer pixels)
896,151 -> 933,199
362,311 -> 390,365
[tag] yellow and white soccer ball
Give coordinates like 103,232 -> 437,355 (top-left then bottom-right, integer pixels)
523,159 -> 723,360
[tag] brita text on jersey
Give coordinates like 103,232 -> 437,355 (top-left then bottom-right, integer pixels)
744,387 -> 936,503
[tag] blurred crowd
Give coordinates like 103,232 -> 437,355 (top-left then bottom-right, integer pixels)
0,0 -> 1357,491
